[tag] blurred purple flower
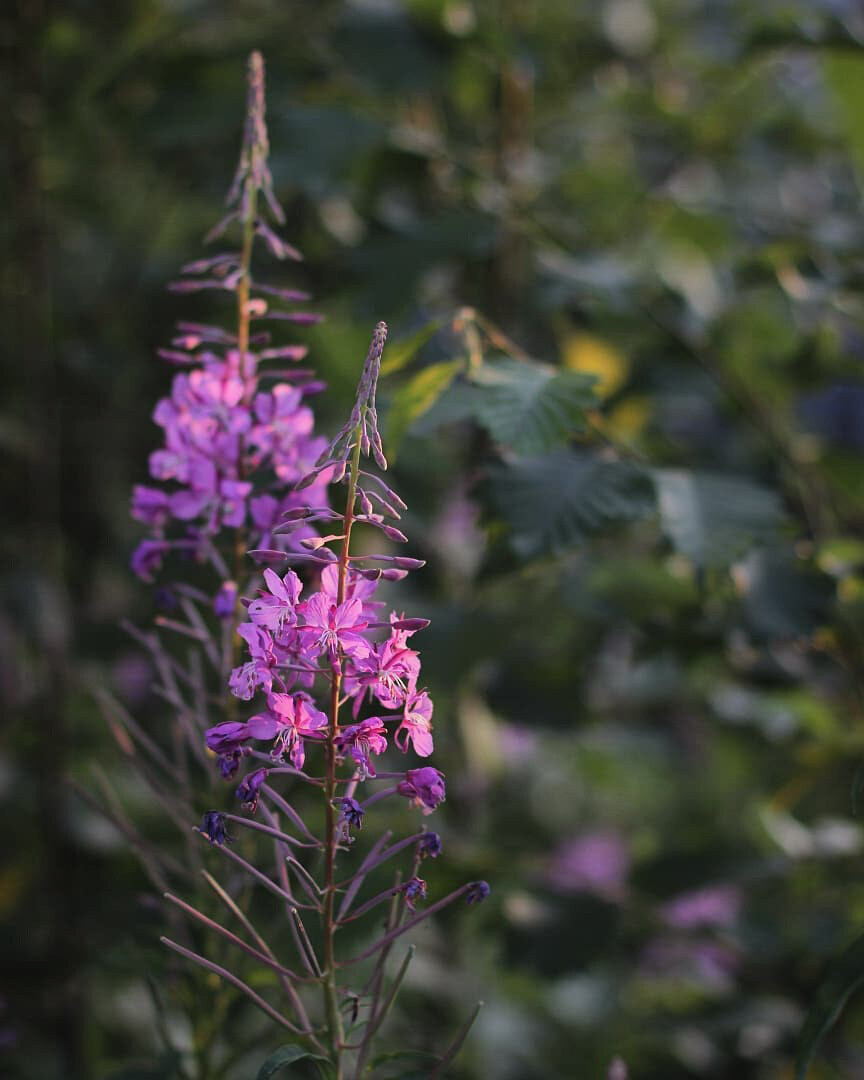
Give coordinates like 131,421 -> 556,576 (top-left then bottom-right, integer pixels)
546,830 -> 630,901
660,884 -> 740,929
641,937 -> 738,991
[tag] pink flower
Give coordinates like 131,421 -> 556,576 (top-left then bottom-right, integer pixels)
246,691 -> 327,768
229,623 -> 279,700
248,567 -> 302,636
299,593 -> 370,664
336,717 -> 388,779
395,690 -> 434,757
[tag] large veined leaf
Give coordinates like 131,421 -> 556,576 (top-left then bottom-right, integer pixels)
255,1044 -> 332,1080
487,449 -> 655,557
797,931 -> 864,1080
471,359 -> 597,456
397,359 -> 598,457
653,469 -> 784,569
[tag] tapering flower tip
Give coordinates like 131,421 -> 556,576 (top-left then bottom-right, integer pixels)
399,877 -> 428,911
465,881 -> 490,905
214,580 -> 238,619
236,767 -> 268,813
607,1058 -> 628,1080
340,796 -> 364,830
222,50 -> 285,228
201,811 -> 233,845
418,831 -> 442,859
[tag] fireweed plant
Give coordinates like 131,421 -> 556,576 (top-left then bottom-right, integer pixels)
122,52 -> 487,1078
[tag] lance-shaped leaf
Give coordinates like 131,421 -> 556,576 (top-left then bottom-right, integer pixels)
386,360 -> 463,454
254,1044 -> 332,1080
796,930 -> 864,1080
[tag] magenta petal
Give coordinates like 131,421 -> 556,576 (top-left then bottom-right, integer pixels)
246,714 -> 279,739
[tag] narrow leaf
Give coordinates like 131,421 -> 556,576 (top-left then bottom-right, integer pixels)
797,931 -> 864,1079
255,1044 -> 330,1080
386,360 -> 463,453
380,319 -> 442,375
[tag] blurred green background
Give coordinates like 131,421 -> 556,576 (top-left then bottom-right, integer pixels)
5,1 -> 864,1077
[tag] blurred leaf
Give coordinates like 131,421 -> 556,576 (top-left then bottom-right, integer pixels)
386,360 -> 463,454
368,1049 -> 439,1078
272,106 -> 385,197
488,450 -> 655,558
471,360 -> 598,457
742,549 -> 833,640
255,1044 -> 331,1079
103,1053 -> 182,1080
406,360 -> 598,457
824,52 -> 864,180
797,931 -> 864,1080
654,470 -> 784,569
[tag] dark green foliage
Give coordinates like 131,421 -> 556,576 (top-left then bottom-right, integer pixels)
6,0 -> 864,1078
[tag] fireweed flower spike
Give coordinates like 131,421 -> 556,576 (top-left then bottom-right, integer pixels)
131,50 -> 329,593
168,323 -> 488,1079
102,50 -> 345,1074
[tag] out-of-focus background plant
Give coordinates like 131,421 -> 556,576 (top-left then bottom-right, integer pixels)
5,1 -> 864,1077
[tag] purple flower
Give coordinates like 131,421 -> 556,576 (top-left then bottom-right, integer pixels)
336,717 -> 388,779
660,885 -> 741,930
546,830 -> 630,901
340,796 -> 364,829
131,539 -> 169,580
206,720 -> 252,755
131,485 -> 170,526
399,877 -> 427,911
201,811 -> 232,845
248,567 -> 302,636
418,832 -> 442,859
465,881 -> 490,904
214,580 -> 238,619
236,767 -> 268,813
229,623 -> 280,700
395,689 -> 434,757
218,748 -> 250,779
398,767 -> 446,815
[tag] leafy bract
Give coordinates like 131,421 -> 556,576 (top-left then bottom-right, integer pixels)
487,449 -> 655,557
255,1044 -> 332,1080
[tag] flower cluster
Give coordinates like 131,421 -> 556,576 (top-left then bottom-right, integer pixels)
206,323 -> 446,815
138,53 -> 487,1078
130,52 -> 329,584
